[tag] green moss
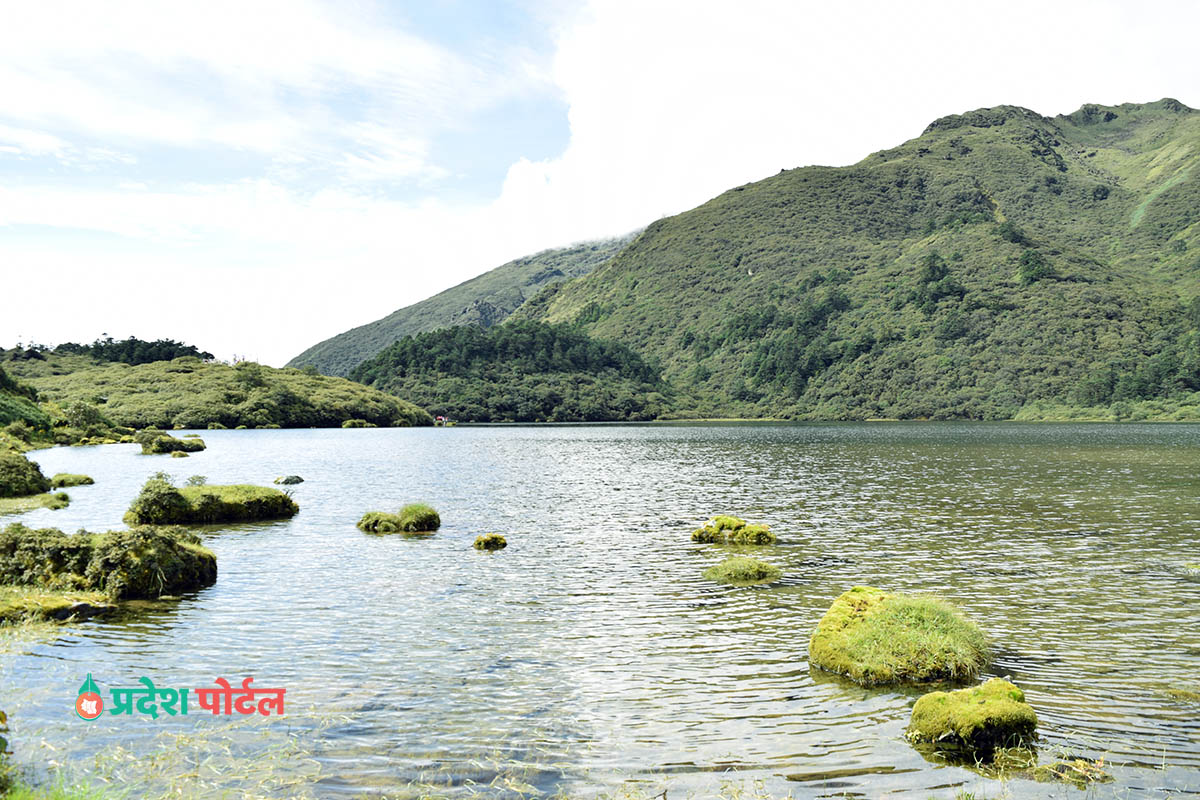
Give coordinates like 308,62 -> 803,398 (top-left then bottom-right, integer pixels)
702,556 -> 781,585
473,533 -> 507,551
0,523 -> 216,600
123,477 -> 298,525
906,678 -> 1037,757
809,586 -> 990,685
0,492 -> 69,516
0,452 -> 50,498
397,503 -> 440,532
49,473 -> 93,488
357,511 -> 404,533
690,516 -> 776,545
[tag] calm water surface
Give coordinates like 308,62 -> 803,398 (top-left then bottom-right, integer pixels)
2,423 -> 1199,799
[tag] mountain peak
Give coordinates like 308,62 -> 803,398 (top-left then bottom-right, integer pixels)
922,105 -> 1045,135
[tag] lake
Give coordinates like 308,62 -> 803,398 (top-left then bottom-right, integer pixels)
3,423 -> 1199,799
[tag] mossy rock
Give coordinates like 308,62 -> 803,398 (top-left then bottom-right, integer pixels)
691,516 -> 776,545
473,533 -> 507,551
0,523 -> 217,600
906,678 -> 1037,757
274,475 -> 304,485
0,451 -> 50,498
357,511 -> 405,533
398,503 -> 440,532
808,586 -> 989,685
124,477 -> 298,525
170,450 -> 190,458
703,556 -> 781,585
50,473 -> 93,488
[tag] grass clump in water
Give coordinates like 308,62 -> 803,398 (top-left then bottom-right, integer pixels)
124,475 -> 298,525
0,452 -> 50,498
49,473 -> 92,488
0,492 -> 69,515
906,678 -> 1037,757
703,556 -> 781,585
809,586 -> 989,685
0,522 -> 216,600
134,428 -> 206,455
473,533 -> 507,550
358,503 -> 441,534
0,585 -> 113,624
691,515 -> 776,545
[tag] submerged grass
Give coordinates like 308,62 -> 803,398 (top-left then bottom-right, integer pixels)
809,586 -> 989,685
0,585 -> 112,625
703,556 -> 781,585
0,493 -> 69,516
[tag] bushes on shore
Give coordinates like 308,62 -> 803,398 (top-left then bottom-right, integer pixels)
124,475 -> 298,525
0,523 -> 217,600
0,452 -> 50,498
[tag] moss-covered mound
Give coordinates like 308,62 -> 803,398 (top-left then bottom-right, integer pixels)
124,476 -> 298,525
473,533 -> 507,551
808,586 -> 990,685
274,475 -> 304,485
703,556 -> 781,585
50,473 -> 93,488
135,429 -> 206,455
906,678 -> 1038,757
691,516 -> 776,545
0,452 -> 50,498
358,503 -> 441,534
0,523 -> 217,599
342,418 -> 376,428
398,503 -> 440,532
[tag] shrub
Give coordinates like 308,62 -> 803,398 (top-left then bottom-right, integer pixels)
0,452 -> 50,498
49,473 -> 93,488
0,523 -> 217,599
342,418 -> 374,428
808,586 -> 989,685
703,556 -> 781,585
473,533 -> 507,551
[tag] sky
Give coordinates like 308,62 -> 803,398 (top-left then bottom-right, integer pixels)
2,0 -> 1198,366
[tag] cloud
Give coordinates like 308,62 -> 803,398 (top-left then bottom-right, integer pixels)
2,0 -> 1199,366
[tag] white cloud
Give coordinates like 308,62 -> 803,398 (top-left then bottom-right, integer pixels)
2,0 -> 1199,366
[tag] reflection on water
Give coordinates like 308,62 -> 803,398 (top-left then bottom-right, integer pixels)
3,423 -> 1199,798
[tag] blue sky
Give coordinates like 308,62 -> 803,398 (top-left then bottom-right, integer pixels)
2,0 -> 1198,365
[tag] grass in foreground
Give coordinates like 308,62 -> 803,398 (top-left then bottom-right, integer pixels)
809,586 -> 989,685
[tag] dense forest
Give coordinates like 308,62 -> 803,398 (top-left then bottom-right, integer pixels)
5,336 -> 214,366
350,320 -> 669,421
289,235 -> 635,376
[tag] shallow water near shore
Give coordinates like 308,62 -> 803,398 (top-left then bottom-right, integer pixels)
3,422 -> 1199,799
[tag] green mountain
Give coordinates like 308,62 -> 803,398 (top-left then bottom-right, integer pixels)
508,98 -> 1200,420
288,234 -> 635,377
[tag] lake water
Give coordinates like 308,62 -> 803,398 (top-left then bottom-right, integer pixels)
2,423 -> 1199,799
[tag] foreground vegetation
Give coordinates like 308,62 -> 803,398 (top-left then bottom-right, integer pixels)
6,354 -> 432,429
351,320 -> 670,422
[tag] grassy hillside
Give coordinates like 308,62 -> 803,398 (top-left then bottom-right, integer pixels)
351,320 -> 670,422
6,353 -> 432,429
288,234 -> 636,376
515,99 -> 1200,420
